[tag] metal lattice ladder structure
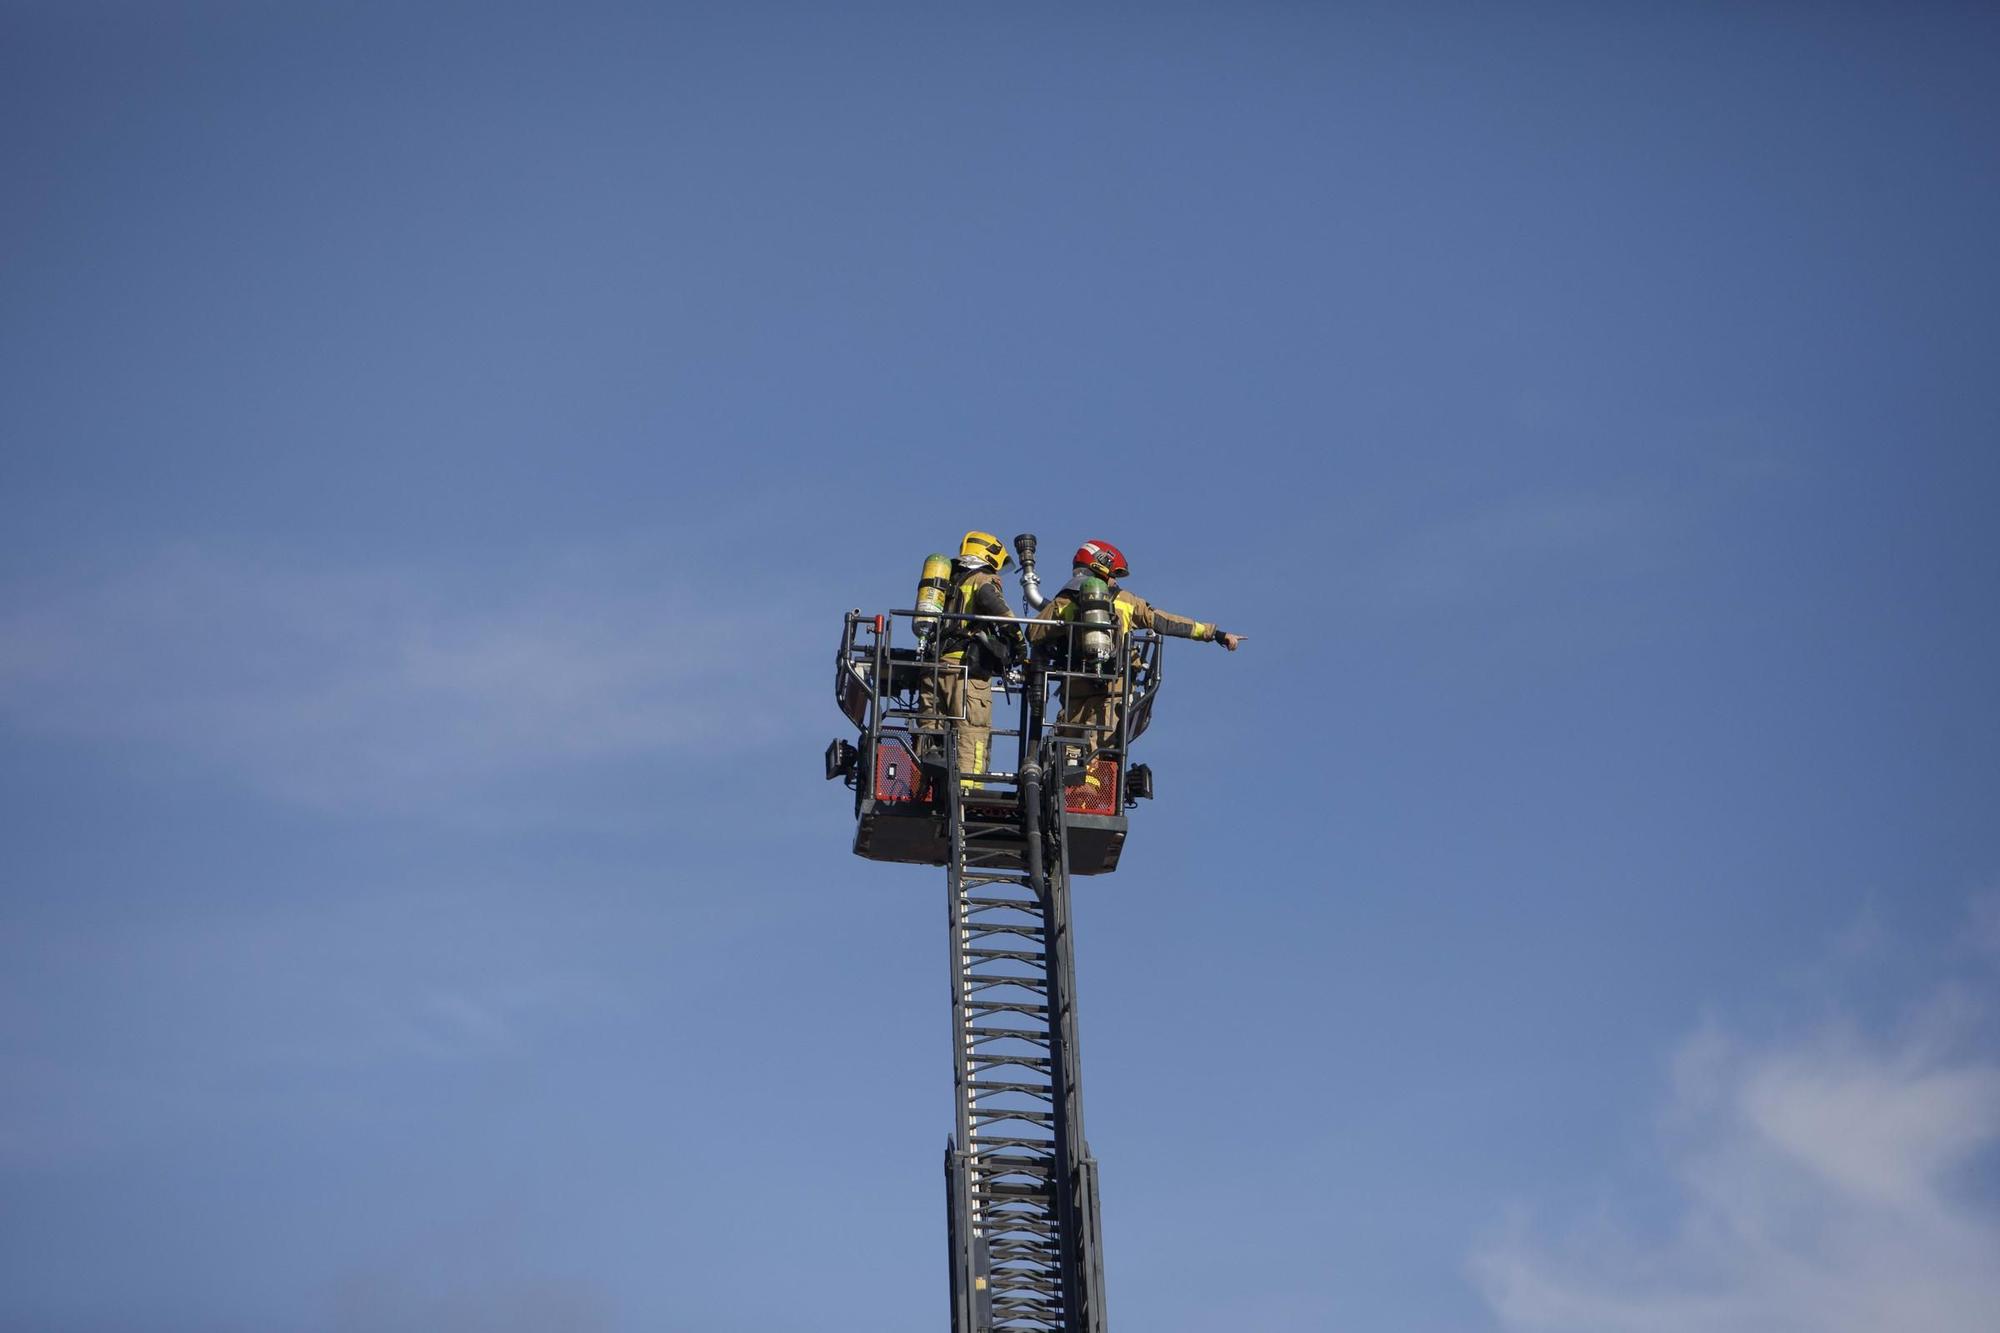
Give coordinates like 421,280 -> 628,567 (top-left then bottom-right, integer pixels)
943,750 -> 1106,1333
831,605 -> 1160,1331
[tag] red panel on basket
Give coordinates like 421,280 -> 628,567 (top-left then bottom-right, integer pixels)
874,737 -> 934,804
1064,758 -> 1119,815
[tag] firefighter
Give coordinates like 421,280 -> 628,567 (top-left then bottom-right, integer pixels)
1033,539 -> 1243,786
918,531 -> 1027,787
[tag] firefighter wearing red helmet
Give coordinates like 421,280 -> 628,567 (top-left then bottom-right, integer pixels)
1070,540 -> 1128,581
1033,539 -> 1243,785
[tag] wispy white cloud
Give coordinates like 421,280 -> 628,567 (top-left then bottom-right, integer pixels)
0,544 -> 810,815
0,883 -> 640,1167
1473,984 -> 2000,1333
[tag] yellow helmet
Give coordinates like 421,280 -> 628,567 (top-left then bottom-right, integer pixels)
959,530 -> 1010,570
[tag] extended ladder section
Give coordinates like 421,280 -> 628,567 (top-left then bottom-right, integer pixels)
829,607 -> 1164,1333
944,751 -> 1105,1333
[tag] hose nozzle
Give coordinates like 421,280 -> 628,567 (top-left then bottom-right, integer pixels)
1013,533 -> 1046,609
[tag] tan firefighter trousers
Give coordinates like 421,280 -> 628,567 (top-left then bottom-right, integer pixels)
919,664 -> 995,781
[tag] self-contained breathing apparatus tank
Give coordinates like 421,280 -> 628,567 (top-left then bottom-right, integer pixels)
913,553 -> 951,650
1074,575 -> 1117,673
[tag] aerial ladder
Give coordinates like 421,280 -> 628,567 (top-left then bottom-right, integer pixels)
826,535 -> 1164,1333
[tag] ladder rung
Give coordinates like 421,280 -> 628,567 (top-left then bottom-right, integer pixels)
963,977 -> 1049,996
972,1144 -> 1056,1160
964,1072 -> 1056,1096
972,1056 -> 1053,1072
969,1104 -> 1055,1120
965,1026 -> 1051,1044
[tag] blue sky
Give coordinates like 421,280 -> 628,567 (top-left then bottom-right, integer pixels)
3,3 -> 1997,1330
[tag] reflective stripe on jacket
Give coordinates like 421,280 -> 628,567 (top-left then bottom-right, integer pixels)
1031,576 -> 1216,642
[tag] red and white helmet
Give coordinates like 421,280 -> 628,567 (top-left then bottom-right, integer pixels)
1072,540 -> 1129,580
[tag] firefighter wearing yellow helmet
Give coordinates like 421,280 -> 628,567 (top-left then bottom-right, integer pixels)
916,531 -> 1026,787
